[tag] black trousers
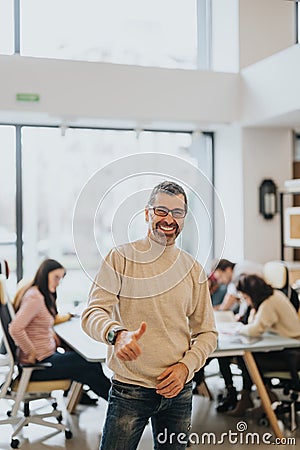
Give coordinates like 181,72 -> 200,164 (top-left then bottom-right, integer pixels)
30,350 -> 111,400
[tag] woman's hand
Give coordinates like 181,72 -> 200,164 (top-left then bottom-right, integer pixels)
54,313 -> 73,325
52,330 -> 61,347
27,349 -> 37,364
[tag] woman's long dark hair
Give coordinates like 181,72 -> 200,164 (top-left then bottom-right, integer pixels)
32,259 -> 66,317
236,274 -> 273,311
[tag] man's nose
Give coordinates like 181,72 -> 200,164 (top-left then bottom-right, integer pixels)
165,212 -> 175,223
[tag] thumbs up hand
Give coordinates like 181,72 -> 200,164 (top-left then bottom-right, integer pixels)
115,322 -> 147,361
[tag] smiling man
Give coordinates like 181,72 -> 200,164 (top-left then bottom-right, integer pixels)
81,181 -> 217,450
146,184 -> 186,246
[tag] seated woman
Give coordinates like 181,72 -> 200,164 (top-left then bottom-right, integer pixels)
227,274 -> 300,416
9,259 -> 111,403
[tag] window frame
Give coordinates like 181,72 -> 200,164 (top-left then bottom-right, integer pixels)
11,0 -> 212,70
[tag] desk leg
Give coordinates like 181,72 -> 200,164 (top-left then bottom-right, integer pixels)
243,351 -> 284,439
66,381 -> 83,414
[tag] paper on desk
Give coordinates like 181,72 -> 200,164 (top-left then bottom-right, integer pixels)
216,321 -> 243,335
216,320 -> 262,345
218,333 -> 261,345
214,310 -> 235,323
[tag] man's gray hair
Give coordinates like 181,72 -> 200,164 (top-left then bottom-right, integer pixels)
148,181 -> 188,209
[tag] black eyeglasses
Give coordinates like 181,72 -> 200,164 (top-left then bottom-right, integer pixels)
148,205 -> 187,219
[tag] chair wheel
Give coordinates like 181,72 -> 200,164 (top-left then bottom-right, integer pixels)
65,429 -> 73,439
57,414 -> 63,423
11,439 -> 20,448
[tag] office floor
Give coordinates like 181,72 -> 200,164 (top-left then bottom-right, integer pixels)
0,363 -> 299,450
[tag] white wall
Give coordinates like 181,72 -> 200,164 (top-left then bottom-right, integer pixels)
0,55 -> 239,128
241,45 -> 300,126
214,126 -> 293,264
211,0 -> 295,72
242,128 -> 293,263
211,0 -> 239,73
239,0 -> 295,68
214,125 -> 244,262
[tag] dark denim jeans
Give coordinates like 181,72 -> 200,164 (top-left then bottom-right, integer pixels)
100,380 -> 193,450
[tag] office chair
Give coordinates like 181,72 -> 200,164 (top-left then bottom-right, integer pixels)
259,349 -> 300,431
0,275 -> 73,448
258,261 -> 300,431
263,260 -> 299,312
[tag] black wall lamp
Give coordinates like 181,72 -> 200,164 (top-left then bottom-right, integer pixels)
259,179 -> 277,220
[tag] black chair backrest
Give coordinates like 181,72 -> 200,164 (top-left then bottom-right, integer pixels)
275,265 -> 299,313
0,259 -> 9,279
0,301 -> 17,359
287,287 -> 299,312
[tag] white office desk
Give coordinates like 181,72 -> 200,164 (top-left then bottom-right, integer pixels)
55,317 -> 107,362
55,319 -> 300,437
212,332 -> 300,439
54,318 -> 107,413
213,331 -> 300,357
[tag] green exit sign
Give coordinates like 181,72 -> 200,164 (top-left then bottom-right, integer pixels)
16,93 -> 40,102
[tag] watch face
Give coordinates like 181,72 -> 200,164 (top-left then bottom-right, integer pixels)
107,330 -> 116,344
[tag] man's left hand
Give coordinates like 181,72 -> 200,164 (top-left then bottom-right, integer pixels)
156,362 -> 189,398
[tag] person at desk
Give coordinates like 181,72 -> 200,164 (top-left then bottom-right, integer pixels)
227,274 -> 300,416
213,258 -> 263,314
208,273 -> 227,309
206,259 -> 263,413
9,259 -> 110,404
82,181 -> 217,450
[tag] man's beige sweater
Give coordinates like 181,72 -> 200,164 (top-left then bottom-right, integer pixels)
81,238 -> 218,388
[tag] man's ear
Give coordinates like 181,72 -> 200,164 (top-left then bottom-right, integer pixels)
145,207 -> 149,223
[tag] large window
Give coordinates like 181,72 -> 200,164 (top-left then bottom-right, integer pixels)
0,0 -> 14,54
0,126 -> 16,292
21,0 -> 198,69
20,127 -> 213,305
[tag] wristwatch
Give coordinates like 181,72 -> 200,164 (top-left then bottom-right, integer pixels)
107,327 -> 127,345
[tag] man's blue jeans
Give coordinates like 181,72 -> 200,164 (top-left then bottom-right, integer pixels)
100,380 -> 193,450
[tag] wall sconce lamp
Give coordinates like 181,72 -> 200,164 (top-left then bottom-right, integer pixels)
259,179 -> 277,220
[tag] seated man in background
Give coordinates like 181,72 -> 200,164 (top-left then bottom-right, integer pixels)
213,259 -> 264,315
208,273 -> 227,309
